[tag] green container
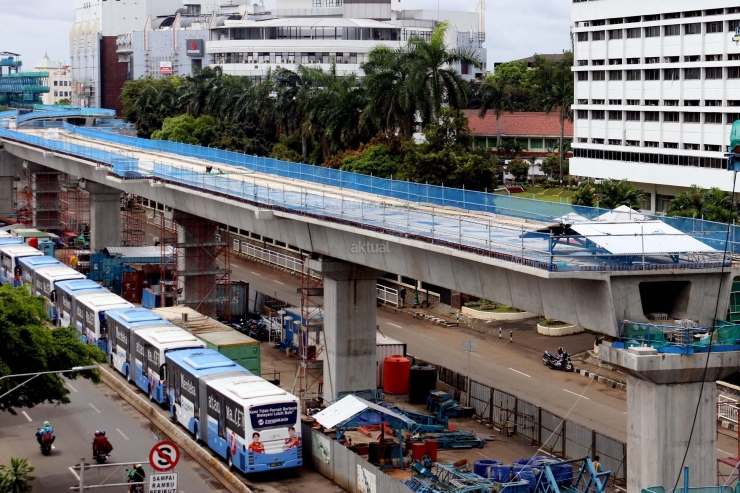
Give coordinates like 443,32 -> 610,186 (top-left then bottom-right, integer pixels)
195,330 -> 261,376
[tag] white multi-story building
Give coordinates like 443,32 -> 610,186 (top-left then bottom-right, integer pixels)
34,56 -> 72,106
571,0 -> 740,213
209,0 -> 487,80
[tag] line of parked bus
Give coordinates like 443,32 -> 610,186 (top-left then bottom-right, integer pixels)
0,231 -> 302,474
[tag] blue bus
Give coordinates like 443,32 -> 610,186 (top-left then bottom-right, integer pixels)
166,349 -> 251,438
205,375 -> 302,473
28,266 -> 85,322
17,256 -> 62,286
0,244 -> 44,286
130,326 -> 205,403
107,308 -> 174,382
56,279 -> 109,328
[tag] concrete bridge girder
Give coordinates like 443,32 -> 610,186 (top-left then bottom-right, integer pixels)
3,141 -> 737,337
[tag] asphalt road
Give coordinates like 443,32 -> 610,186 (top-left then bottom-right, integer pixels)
0,377 -> 227,493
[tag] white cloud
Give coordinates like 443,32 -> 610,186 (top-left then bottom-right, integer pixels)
0,0 -> 571,73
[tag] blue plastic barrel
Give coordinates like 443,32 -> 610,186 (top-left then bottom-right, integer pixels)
474,459 -> 502,478
491,464 -> 512,482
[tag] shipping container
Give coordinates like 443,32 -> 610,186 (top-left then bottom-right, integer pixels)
376,332 -> 407,388
152,306 -> 261,375
142,288 -> 161,309
216,280 -> 249,321
122,271 -> 144,303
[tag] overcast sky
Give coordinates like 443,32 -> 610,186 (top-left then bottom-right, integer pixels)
0,0 -> 572,71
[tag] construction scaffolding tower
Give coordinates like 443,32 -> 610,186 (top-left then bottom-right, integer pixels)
15,167 -> 62,234
121,194 -> 146,247
293,259 -> 325,409
60,175 -> 90,247
162,211 -> 231,321
158,208 -> 178,308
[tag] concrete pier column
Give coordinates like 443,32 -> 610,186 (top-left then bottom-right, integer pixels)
172,210 -> 229,319
0,150 -> 22,216
308,258 -> 381,403
27,163 -> 62,234
600,345 -> 740,493
81,180 -> 121,252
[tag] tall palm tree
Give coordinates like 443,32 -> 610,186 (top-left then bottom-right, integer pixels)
595,179 -> 647,210
478,77 -> 516,151
407,21 -> 483,124
179,66 -> 222,117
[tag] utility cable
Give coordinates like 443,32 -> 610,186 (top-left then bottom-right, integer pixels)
671,169 -> 737,492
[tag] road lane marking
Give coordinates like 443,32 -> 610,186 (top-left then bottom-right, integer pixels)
623,412 -> 627,415
419,334 -> 437,341
509,368 -> 531,378
274,280 -> 284,285
66,382 -> 78,393
89,403 -> 101,413
563,389 -> 590,400
68,467 -> 80,480
250,271 -> 261,276
116,428 -> 130,441
718,448 -> 734,455
471,353 -> 481,358
387,323 -> 402,328
21,411 -> 32,422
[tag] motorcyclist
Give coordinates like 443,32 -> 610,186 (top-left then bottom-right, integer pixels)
127,464 -> 146,492
92,430 -> 113,456
35,421 -> 55,446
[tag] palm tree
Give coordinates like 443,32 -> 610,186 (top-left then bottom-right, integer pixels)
407,21 -> 483,124
478,76 -> 516,152
668,185 -> 738,223
179,66 -> 222,117
594,179 -> 647,210
0,457 -> 35,493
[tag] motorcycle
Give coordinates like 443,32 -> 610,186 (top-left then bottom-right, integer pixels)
542,351 -> 558,366
94,450 -> 109,464
549,354 -> 574,372
36,429 -> 54,456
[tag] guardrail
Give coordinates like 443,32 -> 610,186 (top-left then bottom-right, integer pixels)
2,127 -> 731,274
719,395 -> 740,424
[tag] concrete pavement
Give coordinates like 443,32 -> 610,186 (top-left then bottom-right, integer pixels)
0,377 -> 227,493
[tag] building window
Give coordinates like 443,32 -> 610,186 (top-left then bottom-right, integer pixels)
656,195 -> 674,214
530,139 -> 543,149
664,68 -> 679,81
645,57 -> 659,64
626,57 -> 640,65
578,60 -> 588,66
626,111 -> 640,121
684,68 -> 700,80
592,31 -> 606,41
705,113 -> 722,124
591,110 -> 605,120
609,58 -> 622,65
705,54 -> 723,61
608,70 -> 622,81
664,142 -> 678,149
705,144 -> 722,152
626,28 -> 641,38
664,24 -> 680,36
705,100 -> 722,106
576,110 -> 589,119
592,59 -> 605,66
609,30 -> 622,40
53,81 -> 58,86
705,68 -> 722,79
727,113 -> 740,124
54,91 -> 58,96
684,23 -> 701,35
683,112 -> 700,123
644,26 -> 660,37
706,21 -> 724,33
684,100 -> 700,106
626,70 -> 641,81
644,111 -> 659,122
663,112 -> 679,122
684,143 -> 699,150
577,32 -> 588,42
730,20 -> 740,31
578,99 -> 588,104
684,55 -> 700,62
644,69 -> 660,81
592,71 -> 605,81
626,99 -> 640,106
729,67 -> 740,79
644,141 -> 659,148
608,111 -> 622,120
625,140 -> 640,146
609,99 -> 623,105
645,100 -> 659,106
608,139 -> 622,145
664,100 -> 679,106
591,99 -> 605,105
592,138 -> 605,144
664,56 -> 679,63
577,71 -> 588,81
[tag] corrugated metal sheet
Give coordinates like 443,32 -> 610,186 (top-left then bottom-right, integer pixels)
313,395 -> 415,430
104,246 -> 174,258
569,220 -> 716,255
196,329 -> 258,347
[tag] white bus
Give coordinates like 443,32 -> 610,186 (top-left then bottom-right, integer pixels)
31,265 -> 86,322
0,245 -> 43,286
73,292 -> 133,351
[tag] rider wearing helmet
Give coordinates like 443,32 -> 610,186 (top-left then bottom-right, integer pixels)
127,464 -> 146,492
36,421 -> 55,445
92,430 -> 113,455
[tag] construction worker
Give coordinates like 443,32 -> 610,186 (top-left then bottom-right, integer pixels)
593,456 -> 601,473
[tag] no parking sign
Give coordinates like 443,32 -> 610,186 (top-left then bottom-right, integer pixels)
149,441 -> 180,472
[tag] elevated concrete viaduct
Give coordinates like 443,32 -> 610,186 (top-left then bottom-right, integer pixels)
2,133 -> 740,493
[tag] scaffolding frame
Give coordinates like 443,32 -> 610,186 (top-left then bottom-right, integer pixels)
293,259 -> 325,408
121,194 -> 146,247
159,209 -> 178,308
59,175 -> 90,246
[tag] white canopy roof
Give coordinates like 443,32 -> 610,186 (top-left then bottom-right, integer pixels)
568,221 -> 716,255
596,205 -> 648,222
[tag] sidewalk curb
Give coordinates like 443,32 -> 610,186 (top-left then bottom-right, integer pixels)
99,365 -> 252,493
719,418 -> 739,432
574,367 -> 627,391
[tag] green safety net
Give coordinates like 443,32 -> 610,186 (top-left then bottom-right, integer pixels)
732,120 -> 740,151
621,321 -> 740,348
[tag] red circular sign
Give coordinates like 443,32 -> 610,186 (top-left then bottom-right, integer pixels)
149,441 -> 180,472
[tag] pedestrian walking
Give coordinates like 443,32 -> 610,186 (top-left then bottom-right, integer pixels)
399,287 -> 406,308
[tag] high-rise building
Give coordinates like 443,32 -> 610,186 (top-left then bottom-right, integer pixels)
571,0 -> 740,213
69,0 -> 181,112
34,56 -> 72,106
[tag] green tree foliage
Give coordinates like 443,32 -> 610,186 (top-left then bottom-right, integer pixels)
151,114 -> 218,146
340,145 -> 401,178
539,153 -> 569,179
594,179 -> 647,210
0,457 -> 35,493
667,185 -> 738,223
498,139 -> 527,159
56,99 -> 72,106
506,157 -> 530,182
571,184 -> 595,207
0,285 -> 105,414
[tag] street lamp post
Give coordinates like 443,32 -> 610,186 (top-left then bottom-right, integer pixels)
0,366 -> 99,400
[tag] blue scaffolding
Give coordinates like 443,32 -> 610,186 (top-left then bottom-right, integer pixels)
0,52 -> 49,105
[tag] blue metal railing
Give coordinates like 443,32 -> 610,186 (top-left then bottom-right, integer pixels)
16,108 -> 117,125
0,110 -> 19,119
32,104 -> 116,116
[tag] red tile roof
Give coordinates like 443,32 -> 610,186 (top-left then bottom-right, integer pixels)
462,109 -> 574,138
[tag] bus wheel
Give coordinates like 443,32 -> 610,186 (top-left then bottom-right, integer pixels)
227,452 -> 234,471
194,424 -> 201,443
125,368 -> 131,383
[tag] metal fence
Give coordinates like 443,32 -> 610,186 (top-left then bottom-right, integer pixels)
413,357 -> 627,486
301,422 -> 414,493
